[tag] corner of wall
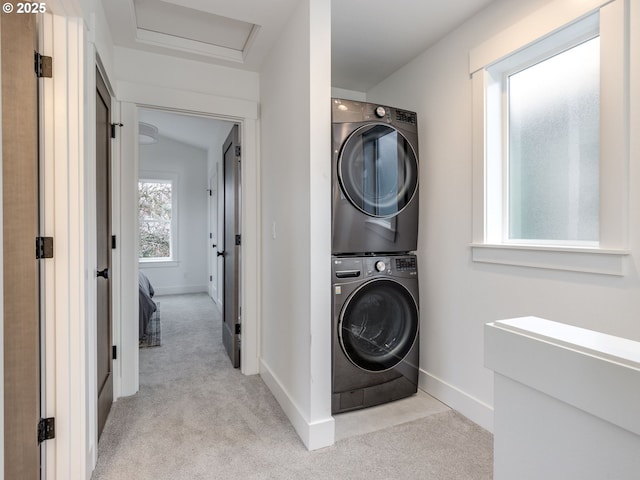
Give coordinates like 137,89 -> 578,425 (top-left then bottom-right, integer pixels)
260,359 -> 334,450
419,370 -> 494,433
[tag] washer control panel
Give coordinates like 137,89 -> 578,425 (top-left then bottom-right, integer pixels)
395,256 -> 417,273
332,256 -> 418,279
361,255 -> 418,277
364,257 -> 389,276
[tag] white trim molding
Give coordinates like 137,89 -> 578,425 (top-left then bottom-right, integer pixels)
419,369 -> 494,433
469,0 -> 617,74
471,244 -> 630,276
41,9 -> 88,480
260,359 -> 335,451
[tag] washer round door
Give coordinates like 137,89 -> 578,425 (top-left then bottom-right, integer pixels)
339,279 -> 419,372
338,123 -> 418,218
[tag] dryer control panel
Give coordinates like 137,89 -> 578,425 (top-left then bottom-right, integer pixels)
332,98 -> 418,129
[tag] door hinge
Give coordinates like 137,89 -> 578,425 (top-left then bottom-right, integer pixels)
36,237 -> 54,259
235,145 -> 241,157
112,345 -> 117,360
34,52 -> 52,78
112,235 -> 117,249
235,324 -> 241,335
209,275 -> 213,282
38,417 -> 55,444
235,234 -> 241,246
111,122 -> 123,139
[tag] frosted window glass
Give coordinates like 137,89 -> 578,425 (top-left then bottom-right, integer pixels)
508,37 -> 600,242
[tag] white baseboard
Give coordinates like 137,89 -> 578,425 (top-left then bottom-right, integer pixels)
260,359 -> 335,451
153,284 -> 208,296
419,369 -> 494,433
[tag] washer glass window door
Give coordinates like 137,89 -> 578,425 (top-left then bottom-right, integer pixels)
339,279 -> 419,372
339,124 -> 418,217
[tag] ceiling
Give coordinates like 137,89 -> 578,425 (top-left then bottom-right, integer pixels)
331,0 -> 496,91
102,0 -> 496,92
138,108 -> 233,152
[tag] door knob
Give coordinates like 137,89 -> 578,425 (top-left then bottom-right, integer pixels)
97,268 -> 109,279
217,251 -> 225,257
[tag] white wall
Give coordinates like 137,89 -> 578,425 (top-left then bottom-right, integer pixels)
139,136 -> 209,295
367,0 -> 640,431
115,46 -> 259,103
259,0 -> 333,450
206,124 -> 233,307
330,87 -> 366,102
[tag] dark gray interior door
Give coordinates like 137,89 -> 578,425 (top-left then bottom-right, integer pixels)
1,13 -> 41,478
221,125 -> 241,368
96,68 -> 113,438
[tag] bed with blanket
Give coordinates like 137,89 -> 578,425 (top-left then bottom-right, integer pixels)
139,271 -> 157,341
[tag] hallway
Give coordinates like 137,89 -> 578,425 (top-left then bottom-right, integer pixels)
91,294 -> 492,479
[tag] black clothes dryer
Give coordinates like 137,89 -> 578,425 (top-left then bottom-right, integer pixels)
332,99 -> 419,255
332,254 -> 419,414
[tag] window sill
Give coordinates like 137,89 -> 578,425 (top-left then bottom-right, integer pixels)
470,243 -> 629,276
139,260 -> 179,268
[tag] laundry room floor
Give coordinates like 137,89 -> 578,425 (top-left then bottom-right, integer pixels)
334,389 -> 451,441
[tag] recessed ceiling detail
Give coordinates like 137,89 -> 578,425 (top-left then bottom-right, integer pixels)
133,0 -> 260,63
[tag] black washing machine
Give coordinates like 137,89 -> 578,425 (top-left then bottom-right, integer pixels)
332,254 -> 419,414
332,98 -> 419,255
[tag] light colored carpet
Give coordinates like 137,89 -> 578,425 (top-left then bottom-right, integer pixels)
91,293 -> 493,480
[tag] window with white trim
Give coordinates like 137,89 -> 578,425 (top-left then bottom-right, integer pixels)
139,176 -> 177,262
470,0 -> 629,275
486,15 -> 600,246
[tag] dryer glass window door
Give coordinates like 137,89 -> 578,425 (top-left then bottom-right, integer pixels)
339,124 -> 418,218
339,279 -> 418,372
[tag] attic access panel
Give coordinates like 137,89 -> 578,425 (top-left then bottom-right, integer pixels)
133,0 -> 260,62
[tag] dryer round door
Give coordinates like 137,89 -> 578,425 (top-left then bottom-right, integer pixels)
338,124 -> 418,218
339,278 -> 419,372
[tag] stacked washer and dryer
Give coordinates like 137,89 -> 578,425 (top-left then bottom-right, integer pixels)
331,98 -> 421,414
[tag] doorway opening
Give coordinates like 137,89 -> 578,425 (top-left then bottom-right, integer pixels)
135,107 -> 240,369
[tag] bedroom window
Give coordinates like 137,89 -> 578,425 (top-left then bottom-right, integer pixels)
469,0 -> 629,275
139,178 -> 177,261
